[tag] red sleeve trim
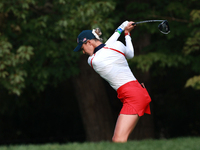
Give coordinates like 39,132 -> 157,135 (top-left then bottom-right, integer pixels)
90,47 -> 125,69
124,32 -> 131,36
90,54 -> 95,69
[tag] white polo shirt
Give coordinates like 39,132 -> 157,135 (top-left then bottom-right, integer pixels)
88,32 -> 136,91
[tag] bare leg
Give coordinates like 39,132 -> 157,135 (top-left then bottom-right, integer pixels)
112,114 -> 139,143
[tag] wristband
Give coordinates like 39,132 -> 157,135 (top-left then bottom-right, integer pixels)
125,32 -> 131,36
115,28 -> 123,34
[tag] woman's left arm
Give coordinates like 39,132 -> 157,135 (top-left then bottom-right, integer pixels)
124,22 -> 136,59
124,34 -> 134,59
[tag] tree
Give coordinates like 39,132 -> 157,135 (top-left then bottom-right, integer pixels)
72,55 -> 115,141
1,0 -> 199,142
0,0 -> 118,142
0,0 -> 115,95
123,0 -> 200,87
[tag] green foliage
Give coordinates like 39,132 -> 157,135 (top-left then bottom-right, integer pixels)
183,10 -> 200,55
0,137 -> 200,150
0,0 -> 116,95
166,2 -> 190,19
1,0 -> 198,94
0,40 -> 34,95
185,76 -> 200,90
190,10 -> 200,24
183,32 -> 200,55
129,53 -> 191,72
122,0 -> 200,90
183,9 -> 200,90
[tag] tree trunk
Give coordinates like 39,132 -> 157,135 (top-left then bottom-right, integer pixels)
129,33 -> 155,140
72,55 -> 115,142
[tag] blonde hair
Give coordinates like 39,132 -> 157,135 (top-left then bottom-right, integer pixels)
92,28 -> 103,41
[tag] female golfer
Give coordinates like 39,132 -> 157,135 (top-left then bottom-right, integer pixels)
74,21 -> 151,142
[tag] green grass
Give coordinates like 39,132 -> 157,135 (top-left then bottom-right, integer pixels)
0,137 -> 200,150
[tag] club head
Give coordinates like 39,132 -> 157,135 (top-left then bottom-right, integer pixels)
158,20 -> 170,34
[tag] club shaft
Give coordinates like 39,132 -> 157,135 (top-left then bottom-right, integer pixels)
132,20 -> 165,25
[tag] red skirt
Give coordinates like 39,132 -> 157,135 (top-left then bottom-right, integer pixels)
117,80 -> 151,116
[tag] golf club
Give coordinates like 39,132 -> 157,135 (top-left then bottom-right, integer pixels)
132,20 -> 170,34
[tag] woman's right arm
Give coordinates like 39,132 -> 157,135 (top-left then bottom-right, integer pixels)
105,32 -> 120,45
105,21 -> 129,45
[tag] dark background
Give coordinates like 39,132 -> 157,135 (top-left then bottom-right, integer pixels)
1,70 -> 200,145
